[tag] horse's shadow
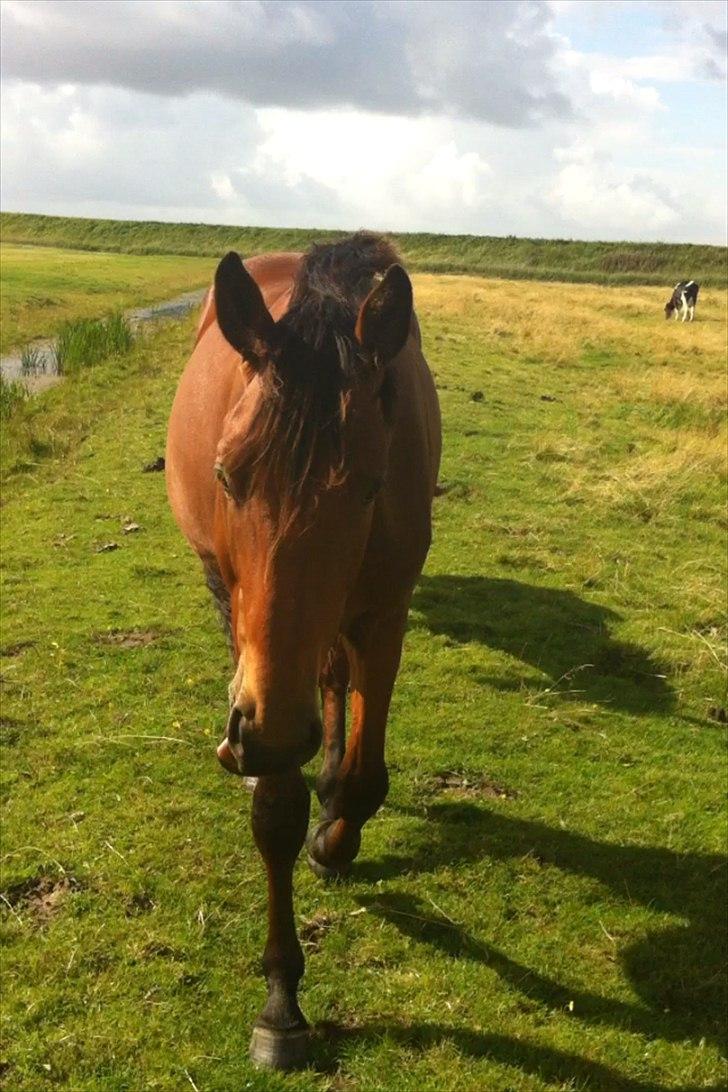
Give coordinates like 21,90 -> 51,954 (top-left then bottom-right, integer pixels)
309,1017 -> 724,1092
411,574 -> 675,715
309,577 -> 724,1082
350,804 -> 727,1060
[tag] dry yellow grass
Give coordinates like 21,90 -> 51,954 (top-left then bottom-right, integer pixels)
414,274 -> 728,369
566,429 -> 727,516
414,274 -> 727,522
611,365 -> 727,417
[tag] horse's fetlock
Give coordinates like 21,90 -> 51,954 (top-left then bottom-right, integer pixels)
337,762 -> 389,826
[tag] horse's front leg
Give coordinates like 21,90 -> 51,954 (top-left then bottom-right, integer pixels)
249,769 -> 311,1069
307,608 -> 407,879
316,638 -> 349,815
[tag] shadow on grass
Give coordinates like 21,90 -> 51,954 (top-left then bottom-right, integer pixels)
309,1019 -> 723,1091
412,575 -> 675,715
353,804 -> 727,1057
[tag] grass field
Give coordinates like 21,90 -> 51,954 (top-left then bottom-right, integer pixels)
1,265 -> 726,1090
0,244 -> 213,353
3,211 -> 727,288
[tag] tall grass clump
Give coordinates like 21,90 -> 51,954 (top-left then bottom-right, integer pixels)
0,374 -> 28,419
54,311 -> 133,373
19,345 -> 47,376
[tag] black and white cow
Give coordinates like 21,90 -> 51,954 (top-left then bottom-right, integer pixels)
664,280 -> 699,322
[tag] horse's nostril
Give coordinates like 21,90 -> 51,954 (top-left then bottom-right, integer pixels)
226,704 -> 242,744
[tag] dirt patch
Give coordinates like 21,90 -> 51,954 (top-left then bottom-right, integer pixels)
428,769 -> 517,800
0,640 -> 35,658
94,629 -> 160,649
142,455 -> 165,473
432,480 -> 473,500
300,911 -> 337,951
1,874 -> 79,923
125,891 -> 156,915
141,941 -> 186,960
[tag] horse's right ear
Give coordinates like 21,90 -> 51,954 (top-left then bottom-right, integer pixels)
214,252 -> 275,370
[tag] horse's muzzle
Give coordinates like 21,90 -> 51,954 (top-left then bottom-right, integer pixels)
217,706 -> 322,776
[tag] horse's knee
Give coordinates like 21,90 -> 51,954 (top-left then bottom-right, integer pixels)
251,771 -> 310,865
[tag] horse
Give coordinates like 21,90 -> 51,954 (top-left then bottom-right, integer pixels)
165,232 -> 441,1068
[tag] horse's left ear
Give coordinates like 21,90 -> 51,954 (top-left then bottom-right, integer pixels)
215,251 -> 275,370
355,264 -> 413,364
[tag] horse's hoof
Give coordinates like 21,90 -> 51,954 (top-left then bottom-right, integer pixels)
306,820 -> 359,881
249,1025 -> 309,1070
306,851 -> 349,882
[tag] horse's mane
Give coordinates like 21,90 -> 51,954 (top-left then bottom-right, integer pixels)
217,232 -> 401,531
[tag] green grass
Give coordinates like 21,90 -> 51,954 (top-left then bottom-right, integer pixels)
0,243 -> 213,352
19,346 -> 47,377
0,374 -> 29,419
54,313 -> 133,375
0,274 -> 726,1091
3,211 -> 727,288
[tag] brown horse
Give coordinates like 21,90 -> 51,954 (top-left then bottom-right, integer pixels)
166,233 -> 441,1068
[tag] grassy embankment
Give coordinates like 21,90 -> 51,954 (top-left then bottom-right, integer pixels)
1,267 -> 726,1090
3,210 -> 727,288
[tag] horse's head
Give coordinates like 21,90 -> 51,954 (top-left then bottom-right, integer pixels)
212,249 -> 412,775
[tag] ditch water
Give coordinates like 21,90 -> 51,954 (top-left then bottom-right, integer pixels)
0,288 -> 207,389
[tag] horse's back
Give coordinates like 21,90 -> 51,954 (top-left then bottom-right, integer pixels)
165,252 -> 302,559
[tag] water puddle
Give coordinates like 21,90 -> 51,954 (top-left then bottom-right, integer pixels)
0,288 -> 207,389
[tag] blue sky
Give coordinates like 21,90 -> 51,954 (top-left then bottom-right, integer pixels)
1,0 -> 726,243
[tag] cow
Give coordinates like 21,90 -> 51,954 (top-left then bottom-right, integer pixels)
665,281 -> 699,322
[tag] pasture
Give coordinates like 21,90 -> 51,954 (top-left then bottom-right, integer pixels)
0,244 -> 212,353
1,258 -> 726,1090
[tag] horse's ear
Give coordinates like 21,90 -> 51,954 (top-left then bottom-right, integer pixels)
214,252 -> 275,370
355,264 -> 413,364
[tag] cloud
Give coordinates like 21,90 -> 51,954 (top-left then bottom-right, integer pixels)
0,82 -> 261,210
701,24 -> 728,80
0,0 -> 724,243
548,142 -> 681,233
0,0 -> 571,126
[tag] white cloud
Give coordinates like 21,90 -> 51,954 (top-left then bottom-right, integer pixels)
0,0 -> 724,243
210,172 -> 236,201
548,143 -> 680,232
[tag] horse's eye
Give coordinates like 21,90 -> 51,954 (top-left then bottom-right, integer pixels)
363,477 -> 383,505
215,462 -> 233,497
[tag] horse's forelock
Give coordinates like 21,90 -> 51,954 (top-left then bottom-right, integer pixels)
217,234 -> 399,530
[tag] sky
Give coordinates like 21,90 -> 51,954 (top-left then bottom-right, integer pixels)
1,0 -> 726,244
